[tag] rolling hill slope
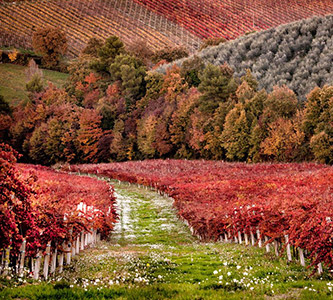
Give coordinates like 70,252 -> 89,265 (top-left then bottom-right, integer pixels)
1,0 -> 333,57
159,14 -> 333,100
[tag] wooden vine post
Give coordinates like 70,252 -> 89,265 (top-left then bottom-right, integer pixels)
264,236 -> 270,253
299,248 -> 305,266
43,242 -> 51,280
33,249 -> 42,280
285,234 -> 292,262
58,242 -> 65,274
18,238 -> 26,276
50,247 -> 57,274
274,240 -> 279,257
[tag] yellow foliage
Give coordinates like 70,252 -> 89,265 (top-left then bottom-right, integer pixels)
8,49 -> 19,62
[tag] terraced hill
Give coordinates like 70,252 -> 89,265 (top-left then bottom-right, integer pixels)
1,0 -> 333,57
0,0 -> 200,57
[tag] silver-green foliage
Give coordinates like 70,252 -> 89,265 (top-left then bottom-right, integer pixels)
157,15 -> 333,100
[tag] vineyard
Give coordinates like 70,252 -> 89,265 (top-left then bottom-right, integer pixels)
1,0 -> 333,56
0,144 -> 117,279
0,0 -> 200,57
68,160 -> 333,274
133,0 -> 333,39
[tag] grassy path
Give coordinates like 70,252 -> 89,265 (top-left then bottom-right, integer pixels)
1,181 -> 332,299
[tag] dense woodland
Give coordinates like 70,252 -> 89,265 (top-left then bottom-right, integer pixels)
0,20 -> 332,165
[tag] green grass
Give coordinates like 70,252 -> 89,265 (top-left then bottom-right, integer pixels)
0,63 -> 69,106
1,180 -> 332,299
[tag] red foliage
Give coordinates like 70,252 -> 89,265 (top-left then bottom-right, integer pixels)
134,0 -> 333,40
70,160 -> 333,272
1,143 -> 117,259
18,164 -> 117,248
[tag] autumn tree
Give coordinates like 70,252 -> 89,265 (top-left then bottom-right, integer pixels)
137,114 -> 158,158
162,65 -> 188,103
77,109 -> 103,163
96,83 -> 125,130
126,38 -> 153,67
310,131 -> 332,164
110,118 -> 129,161
304,85 -> 333,163
32,27 -> 68,68
199,37 -> 226,51
152,46 -> 189,64
263,85 -> 298,122
247,86 -> 298,161
221,103 -> 251,161
303,85 -> 333,137
260,113 -> 305,162
241,69 -> 259,92
246,90 -> 268,162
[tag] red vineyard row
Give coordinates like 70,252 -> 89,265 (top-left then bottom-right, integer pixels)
134,0 -> 333,40
68,160 -> 333,273
1,145 -> 117,278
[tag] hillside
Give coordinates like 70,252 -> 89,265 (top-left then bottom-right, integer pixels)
0,63 -> 68,105
159,14 -> 333,100
1,0 -> 333,57
0,0 -> 200,57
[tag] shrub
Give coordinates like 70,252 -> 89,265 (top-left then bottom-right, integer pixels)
199,37 -> 226,51
82,37 -> 103,57
152,46 -> 189,64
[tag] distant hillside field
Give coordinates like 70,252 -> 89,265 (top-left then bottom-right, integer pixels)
0,63 -> 68,105
1,0 -> 333,56
159,15 -> 333,100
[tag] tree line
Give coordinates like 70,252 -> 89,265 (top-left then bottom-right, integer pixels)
0,31 -> 332,165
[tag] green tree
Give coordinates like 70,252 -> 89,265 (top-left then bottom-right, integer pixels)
109,54 -> 147,108
198,63 -> 237,113
92,36 -> 125,73
82,37 -> 103,57
180,56 -> 205,87
26,74 -> 44,93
